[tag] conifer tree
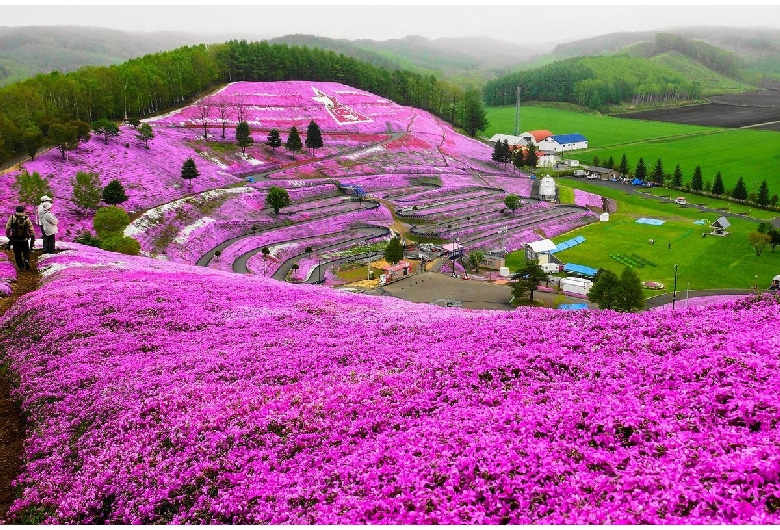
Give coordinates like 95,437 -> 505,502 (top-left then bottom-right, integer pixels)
712,171 -> 725,196
285,126 -> 302,152
691,166 -> 703,191
71,171 -> 102,212
618,154 -> 630,176
672,164 -> 683,188
305,120 -> 323,155
651,158 -> 664,185
732,175 -> 748,201
758,179 -> 770,207
235,121 -> 253,154
266,129 -> 282,151
102,179 -> 128,206
180,157 -> 199,191
634,158 -> 647,182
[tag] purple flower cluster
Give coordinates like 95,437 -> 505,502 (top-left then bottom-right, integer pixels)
3,245 -> 779,524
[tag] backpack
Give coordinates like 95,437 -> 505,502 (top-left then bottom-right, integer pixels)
9,215 -> 30,241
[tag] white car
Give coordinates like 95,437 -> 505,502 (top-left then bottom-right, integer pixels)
674,197 -> 687,205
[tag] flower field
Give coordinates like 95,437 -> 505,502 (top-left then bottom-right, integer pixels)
1,244 -> 778,524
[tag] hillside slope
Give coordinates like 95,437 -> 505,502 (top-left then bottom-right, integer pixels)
1,243 -> 778,523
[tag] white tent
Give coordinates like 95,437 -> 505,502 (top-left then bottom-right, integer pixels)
527,239 -> 556,253
539,175 -> 556,201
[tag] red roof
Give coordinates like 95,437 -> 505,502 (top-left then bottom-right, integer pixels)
529,130 -> 553,143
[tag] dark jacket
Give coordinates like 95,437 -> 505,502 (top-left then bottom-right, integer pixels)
5,214 -> 35,242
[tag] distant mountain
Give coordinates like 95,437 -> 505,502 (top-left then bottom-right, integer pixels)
0,26 -> 212,85
270,34 -> 544,88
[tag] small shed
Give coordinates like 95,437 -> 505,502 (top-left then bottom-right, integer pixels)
526,239 -> 557,264
480,252 -> 506,271
539,175 -> 556,201
599,212 -> 610,222
379,260 -> 411,285
711,216 -> 731,236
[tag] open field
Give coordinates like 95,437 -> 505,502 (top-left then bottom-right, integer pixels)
619,102 -> 780,130
517,178 -> 780,295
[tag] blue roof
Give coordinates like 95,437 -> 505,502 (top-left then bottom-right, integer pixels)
551,133 -> 588,144
563,263 -> 598,277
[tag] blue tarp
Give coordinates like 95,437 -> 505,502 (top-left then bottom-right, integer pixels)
246,177 -> 255,183
550,236 -> 586,254
563,263 -> 598,277
636,218 -> 665,226
559,303 -> 589,311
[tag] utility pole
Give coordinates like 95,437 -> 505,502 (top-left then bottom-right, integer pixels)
514,86 -> 521,136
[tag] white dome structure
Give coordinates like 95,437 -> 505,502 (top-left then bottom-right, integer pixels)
539,175 -> 556,201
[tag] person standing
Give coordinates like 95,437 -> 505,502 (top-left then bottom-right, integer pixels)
5,205 -> 35,270
36,195 -> 52,229
41,200 -> 58,254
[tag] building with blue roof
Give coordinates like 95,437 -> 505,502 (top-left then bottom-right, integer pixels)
538,133 -> 588,153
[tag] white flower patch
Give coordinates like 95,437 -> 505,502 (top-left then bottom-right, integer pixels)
238,152 -> 263,166
199,152 -> 228,169
267,242 -> 298,258
126,187 -> 253,237
174,217 -> 217,245
345,145 -> 384,160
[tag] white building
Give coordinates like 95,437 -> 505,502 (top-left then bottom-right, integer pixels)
488,134 -> 527,149
539,175 -> 557,201
538,133 -> 588,153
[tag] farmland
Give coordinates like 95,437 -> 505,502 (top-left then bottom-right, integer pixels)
485,104 -> 780,193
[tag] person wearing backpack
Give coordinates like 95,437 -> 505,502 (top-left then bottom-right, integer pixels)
5,205 -> 35,271
41,200 -> 58,254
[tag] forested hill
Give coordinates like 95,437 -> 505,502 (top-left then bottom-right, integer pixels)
0,26 -> 209,86
267,34 -> 541,88
0,40 -> 488,166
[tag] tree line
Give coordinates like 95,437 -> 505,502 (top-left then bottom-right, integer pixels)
0,40 -> 489,166
483,55 -> 700,110
592,153 -> 779,209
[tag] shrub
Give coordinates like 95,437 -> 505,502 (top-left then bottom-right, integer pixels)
93,206 -> 130,238
74,229 -> 101,248
99,235 -> 140,255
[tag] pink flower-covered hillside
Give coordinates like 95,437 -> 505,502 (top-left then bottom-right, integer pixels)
2,244 -> 779,524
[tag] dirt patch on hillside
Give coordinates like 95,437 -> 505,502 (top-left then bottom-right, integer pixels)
0,250 -> 42,520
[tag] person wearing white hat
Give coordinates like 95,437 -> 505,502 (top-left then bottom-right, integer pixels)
36,195 -> 52,229
41,201 -> 58,254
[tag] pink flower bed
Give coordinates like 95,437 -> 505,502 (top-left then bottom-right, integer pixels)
2,247 -> 779,524
0,248 -> 16,296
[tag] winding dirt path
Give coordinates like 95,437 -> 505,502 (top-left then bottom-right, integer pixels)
0,250 -> 43,521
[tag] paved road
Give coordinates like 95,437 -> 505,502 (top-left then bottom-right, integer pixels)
644,288 -> 760,309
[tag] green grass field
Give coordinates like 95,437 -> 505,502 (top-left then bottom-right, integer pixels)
485,105 -> 780,200
505,178 -> 780,296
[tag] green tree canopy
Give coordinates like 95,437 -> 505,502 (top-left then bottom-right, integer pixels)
48,122 -> 79,159
102,179 -> 129,206
71,171 -> 103,213
691,166 -> 703,191
136,123 -> 154,149
512,148 -> 524,171
384,236 -> 404,265
93,206 -> 130,238
634,157 -> 647,181
511,260 -> 547,301
651,158 -> 664,185
267,129 -> 282,151
618,154 -> 630,176
463,89 -> 488,137
265,185 -> 291,214
749,231 -> 771,256
13,169 -> 52,209
22,126 -> 44,160
180,157 -> 199,191
504,194 -> 520,213
235,121 -> 254,154
467,250 -> 485,273
92,118 -> 120,145
285,126 -> 302,152
588,267 -> 644,312
712,171 -> 725,196
525,143 -> 538,168
672,164 -> 683,188
732,175 -> 748,201
757,179 -> 770,207
587,268 -> 621,310
305,120 -> 324,155
616,267 -> 646,312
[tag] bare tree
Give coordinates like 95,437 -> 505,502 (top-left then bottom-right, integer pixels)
195,99 -> 211,141
235,103 -> 248,125
215,99 -> 232,139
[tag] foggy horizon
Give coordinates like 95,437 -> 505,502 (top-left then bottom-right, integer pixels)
4,4 -> 780,47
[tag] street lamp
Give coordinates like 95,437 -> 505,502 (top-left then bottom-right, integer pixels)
672,264 -> 678,310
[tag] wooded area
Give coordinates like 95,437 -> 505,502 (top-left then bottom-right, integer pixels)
0,40 -> 480,165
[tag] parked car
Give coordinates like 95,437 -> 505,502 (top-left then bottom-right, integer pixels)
674,197 -> 687,205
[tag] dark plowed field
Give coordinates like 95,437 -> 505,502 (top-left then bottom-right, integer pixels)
616,89 -> 780,131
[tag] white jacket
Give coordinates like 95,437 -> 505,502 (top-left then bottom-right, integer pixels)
41,203 -> 58,236
36,203 -> 45,226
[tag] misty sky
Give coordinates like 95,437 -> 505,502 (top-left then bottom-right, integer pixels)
4,4 -> 780,46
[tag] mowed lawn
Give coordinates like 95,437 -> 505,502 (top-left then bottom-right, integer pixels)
484,105 -> 780,195
506,178 -> 780,295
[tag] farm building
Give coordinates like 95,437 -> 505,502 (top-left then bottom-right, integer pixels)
488,134 -> 527,149
538,133 -> 588,153
586,166 -> 622,180
525,239 -> 557,265
537,152 -> 560,168
560,277 -> 593,296
520,130 -> 554,146
479,252 -> 506,271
